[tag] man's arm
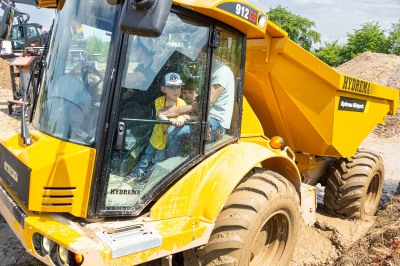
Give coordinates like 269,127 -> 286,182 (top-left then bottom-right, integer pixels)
209,84 -> 224,107
159,84 -> 223,118
159,104 -> 195,118
157,112 -> 169,121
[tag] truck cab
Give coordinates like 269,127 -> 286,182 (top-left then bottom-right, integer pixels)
1,1 -> 290,265
0,0 -> 398,265
10,23 -> 46,54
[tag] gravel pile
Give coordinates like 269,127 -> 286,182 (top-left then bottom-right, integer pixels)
336,52 -> 400,138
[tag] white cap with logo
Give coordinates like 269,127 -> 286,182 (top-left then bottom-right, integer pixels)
163,72 -> 185,86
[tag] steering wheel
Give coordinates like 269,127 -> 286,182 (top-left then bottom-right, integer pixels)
82,64 -> 104,91
68,61 -> 104,92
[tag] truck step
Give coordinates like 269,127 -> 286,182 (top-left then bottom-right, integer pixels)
96,223 -> 162,259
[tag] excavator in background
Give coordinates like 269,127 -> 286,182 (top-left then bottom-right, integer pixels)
0,1 -> 398,265
0,0 -> 50,116
8,20 -> 47,55
0,0 -> 48,57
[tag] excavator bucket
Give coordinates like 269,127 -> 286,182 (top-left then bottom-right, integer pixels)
244,21 -> 399,158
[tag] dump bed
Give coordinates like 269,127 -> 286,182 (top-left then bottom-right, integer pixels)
244,21 -> 399,158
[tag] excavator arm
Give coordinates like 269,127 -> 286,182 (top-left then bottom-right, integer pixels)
9,0 -> 58,8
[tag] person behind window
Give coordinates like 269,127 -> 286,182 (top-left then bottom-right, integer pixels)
163,77 -> 199,158
19,26 -> 24,38
124,72 -> 188,182
179,77 -> 199,121
160,45 -> 235,142
122,37 -> 157,100
181,78 -> 199,105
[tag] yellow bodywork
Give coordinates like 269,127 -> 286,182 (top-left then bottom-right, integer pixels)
151,141 -> 300,221
0,140 -> 299,265
1,130 -> 95,217
174,0 -> 267,38
36,0 -> 59,8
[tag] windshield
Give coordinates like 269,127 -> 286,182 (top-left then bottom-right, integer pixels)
10,25 -> 24,40
33,0 -> 118,146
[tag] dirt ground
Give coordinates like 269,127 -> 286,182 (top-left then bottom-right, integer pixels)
0,52 -> 400,266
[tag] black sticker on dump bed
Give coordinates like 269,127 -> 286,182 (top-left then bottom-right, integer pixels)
217,2 -> 259,25
338,96 -> 366,112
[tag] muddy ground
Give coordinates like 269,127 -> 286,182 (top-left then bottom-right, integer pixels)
1,52 -> 400,265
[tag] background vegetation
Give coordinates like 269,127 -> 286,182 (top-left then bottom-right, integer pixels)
268,6 -> 400,67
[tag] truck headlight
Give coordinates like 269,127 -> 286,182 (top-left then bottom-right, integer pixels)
258,14 -> 268,29
42,236 -> 52,254
58,245 -> 68,264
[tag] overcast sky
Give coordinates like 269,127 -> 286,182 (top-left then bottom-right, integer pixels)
15,1 -> 400,45
14,3 -> 55,31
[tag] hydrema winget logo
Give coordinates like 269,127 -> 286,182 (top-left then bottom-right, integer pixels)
338,96 -> 366,112
340,100 -> 365,110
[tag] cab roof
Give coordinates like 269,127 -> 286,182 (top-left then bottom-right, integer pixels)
173,0 -> 287,38
34,0 -> 288,38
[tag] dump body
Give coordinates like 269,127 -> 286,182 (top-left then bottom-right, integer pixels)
244,21 -> 399,157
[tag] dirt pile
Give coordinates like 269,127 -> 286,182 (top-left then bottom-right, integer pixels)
336,52 -> 400,89
336,52 -> 400,138
0,58 -> 19,135
0,58 -> 12,90
335,190 -> 400,266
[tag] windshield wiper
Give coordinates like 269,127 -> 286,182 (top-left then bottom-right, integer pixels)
29,20 -> 53,123
20,86 -> 32,145
20,21 -> 53,145
20,55 -> 39,145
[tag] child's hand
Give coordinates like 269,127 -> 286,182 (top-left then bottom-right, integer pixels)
170,116 -> 185,126
157,113 -> 169,121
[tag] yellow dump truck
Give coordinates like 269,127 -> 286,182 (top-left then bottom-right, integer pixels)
0,0 -> 398,265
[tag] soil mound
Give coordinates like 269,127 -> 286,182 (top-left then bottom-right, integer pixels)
336,52 -> 400,138
336,52 -> 400,89
0,58 -> 12,90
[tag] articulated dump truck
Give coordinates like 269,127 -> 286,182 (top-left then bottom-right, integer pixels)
0,0 -> 398,265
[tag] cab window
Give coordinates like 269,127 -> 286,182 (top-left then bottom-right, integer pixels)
205,26 -> 243,151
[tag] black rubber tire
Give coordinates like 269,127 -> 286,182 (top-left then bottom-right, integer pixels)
200,169 -> 301,266
323,149 -> 384,219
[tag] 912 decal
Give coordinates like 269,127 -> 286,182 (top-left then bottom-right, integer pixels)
217,2 -> 259,25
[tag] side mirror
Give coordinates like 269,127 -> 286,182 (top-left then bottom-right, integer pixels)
0,6 -> 14,41
119,0 -> 172,37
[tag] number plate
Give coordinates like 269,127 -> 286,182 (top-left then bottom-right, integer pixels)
4,161 -> 18,182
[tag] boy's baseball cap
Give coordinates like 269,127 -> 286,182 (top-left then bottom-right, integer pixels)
163,72 -> 184,86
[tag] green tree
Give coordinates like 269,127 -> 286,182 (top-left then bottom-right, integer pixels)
86,35 -> 109,62
314,41 -> 347,67
268,6 -> 321,51
344,22 -> 389,60
388,21 -> 400,55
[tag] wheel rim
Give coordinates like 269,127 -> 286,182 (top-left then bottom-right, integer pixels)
250,211 -> 290,265
365,172 -> 381,214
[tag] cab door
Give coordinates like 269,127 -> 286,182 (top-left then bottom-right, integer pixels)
95,9 -> 244,216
